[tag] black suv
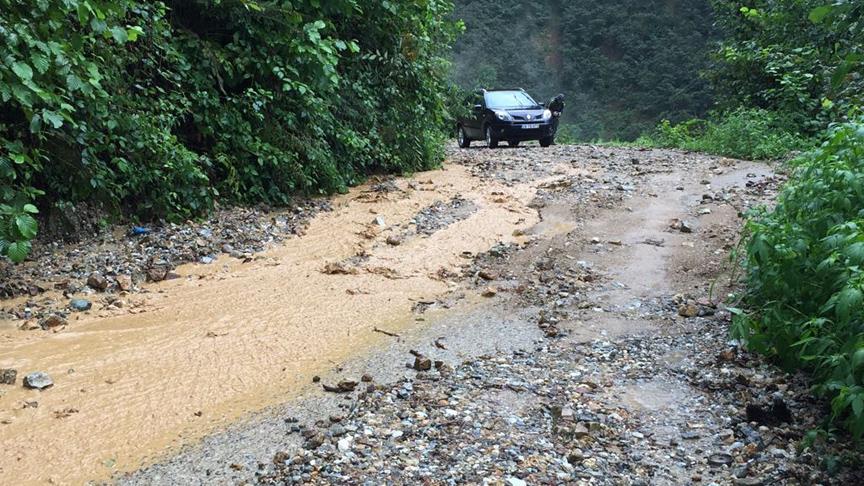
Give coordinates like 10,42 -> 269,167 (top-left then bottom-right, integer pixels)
457,89 -> 563,148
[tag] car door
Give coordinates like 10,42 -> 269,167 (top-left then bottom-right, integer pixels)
466,93 -> 485,139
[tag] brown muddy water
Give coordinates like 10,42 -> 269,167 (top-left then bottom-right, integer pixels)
0,163 -> 588,485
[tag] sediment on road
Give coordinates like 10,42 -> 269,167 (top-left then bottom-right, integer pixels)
1,144 -> 861,485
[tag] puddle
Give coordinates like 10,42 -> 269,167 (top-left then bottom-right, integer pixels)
619,379 -> 691,412
710,162 -> 774,189
0,164 -> 543,485
530,203 -> 578,237
565,316 -> 654,342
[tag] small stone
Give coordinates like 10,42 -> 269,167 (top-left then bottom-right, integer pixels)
147,267 -> 168,282
568,448 -> 585,463
481,287 -> 497,297
478,270 -> 498,281
39,314 -> 67,330
116,275 -> 133,291
679,220 -> 694,233
373,216 -> 387,228
312,375 -> 321,383
361,374 -> 373,382
678,304 -> 699,318
69,299 -> 92,312
272,451 -> 290,466
385,235 -> 402,246
573,422 -> 591,439
506,478 -> 526,486
323,380 -> 357,393
0,369 -> 17,385
413,356 -> 432,371
303,433 -> 325,450
337,437 -> 352,452
87,272 -> 109,291
23,372 -> 53,390
708,452 -> 733,466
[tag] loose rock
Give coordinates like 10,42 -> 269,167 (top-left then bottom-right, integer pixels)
23,372 -> 54,390
0,369 -> 17,385
87,272 -> 109,291
39,314 -> 67,329
69,299 -> 92,312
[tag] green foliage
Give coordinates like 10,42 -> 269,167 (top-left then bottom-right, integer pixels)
708,0 -> 863,134
0,0 -> 459,262
641,108 -> 815,159
0,200 -> 39,263
733,118 -> 864,439
450,0 -> 718,141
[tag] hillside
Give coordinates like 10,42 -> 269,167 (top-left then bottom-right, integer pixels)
450,0 -> 718,140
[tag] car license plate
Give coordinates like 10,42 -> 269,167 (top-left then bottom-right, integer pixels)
522,124 -> 539,129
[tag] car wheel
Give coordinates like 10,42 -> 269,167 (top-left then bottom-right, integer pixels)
540,137 -> 554,147
508,140 -> 520,147
485,126 -> 499,149
457,126 -> 471,148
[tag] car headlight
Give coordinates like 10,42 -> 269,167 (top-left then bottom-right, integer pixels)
494,110 -> 512,121
542,109 -> 553,120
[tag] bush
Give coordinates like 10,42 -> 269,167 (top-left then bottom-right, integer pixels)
733,118 -> 864,439
0,0 -> 460,262
643,108 -> 815,159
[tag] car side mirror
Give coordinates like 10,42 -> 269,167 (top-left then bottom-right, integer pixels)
473,104 -> 482,110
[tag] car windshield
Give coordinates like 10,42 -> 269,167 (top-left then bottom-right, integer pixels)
485,91 -> 537,109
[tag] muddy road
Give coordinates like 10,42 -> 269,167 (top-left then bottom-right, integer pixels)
1,144 -> 858,485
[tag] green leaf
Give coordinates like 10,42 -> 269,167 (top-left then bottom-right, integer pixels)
22,204 -> 38,214
15,214 -> 38,239
42,111 -> 64,129
809,5 -> 833,24
853,349 -> 864,370
836,287 -> 863,321
110,26 -> 128,44
126,26 -> 144,42
12,61 -> 33,81
6,241 -> 31,263
31,53 -> 50,74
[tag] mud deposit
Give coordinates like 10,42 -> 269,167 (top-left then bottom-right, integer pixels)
3,143 -> 862,485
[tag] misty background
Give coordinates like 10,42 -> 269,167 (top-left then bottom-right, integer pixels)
449,0 -> 718,141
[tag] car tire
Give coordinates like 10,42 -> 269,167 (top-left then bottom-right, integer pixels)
485,126 -> 499,149
457,126 -> 471,148
540,137 -> 554,147
508,140 -> 520,147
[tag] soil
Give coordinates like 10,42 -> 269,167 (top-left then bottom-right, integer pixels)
0,142 -> 861,485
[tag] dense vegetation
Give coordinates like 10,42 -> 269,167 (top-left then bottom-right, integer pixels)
694,2 -> 864,440
0,0 -> 458,261
450,0 -> 717,141
735,118 -> 864,439
642,0 -> 862,160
